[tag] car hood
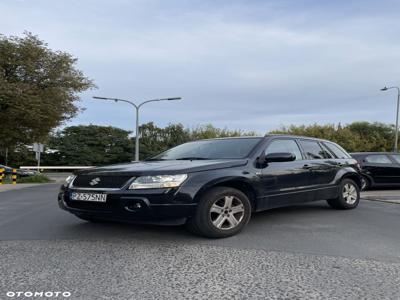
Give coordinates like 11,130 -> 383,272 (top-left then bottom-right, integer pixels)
76,159 -> 248,176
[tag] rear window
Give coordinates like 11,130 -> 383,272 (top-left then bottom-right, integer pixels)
324,142 -> 351,159
319,143 -> 334,159
365,155 -> 392,164
299,140 -> 325,159
391,154 -> 400,163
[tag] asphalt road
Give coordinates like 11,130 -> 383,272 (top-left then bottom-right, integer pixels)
0,184 -> 399,299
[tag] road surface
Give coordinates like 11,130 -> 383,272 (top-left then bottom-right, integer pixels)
0,184 -> 399,299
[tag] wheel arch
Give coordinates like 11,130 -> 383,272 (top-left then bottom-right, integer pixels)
193,178 -> 258,212
360,173 -> 374,186
340,172 -> 362,189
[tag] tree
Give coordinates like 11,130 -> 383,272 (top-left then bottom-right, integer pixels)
269,122 -> 395,152
0,32 -> 94,150
43,125 -> 132,165
190,124 -> 257,140
346,122 -> 394,151
139,122 -> 191,158
139,123 -> 256,159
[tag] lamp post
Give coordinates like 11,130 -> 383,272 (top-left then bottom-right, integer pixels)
381,86 -> 400,152
93,96 -> 182,161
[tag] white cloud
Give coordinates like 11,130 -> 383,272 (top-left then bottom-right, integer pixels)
1,0 -> 400,132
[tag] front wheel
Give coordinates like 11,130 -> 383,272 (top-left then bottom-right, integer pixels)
327,179 -> 360,210
186,187 -> 252,238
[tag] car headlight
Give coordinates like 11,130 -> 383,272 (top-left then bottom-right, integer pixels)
63,175 -> 76,187
128,174 -> 188,189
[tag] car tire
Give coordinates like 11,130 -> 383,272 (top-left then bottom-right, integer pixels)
75,214 -> 106,223
327,179 -> 360,210
186,187 -> 252,238
361,176 -> 370,190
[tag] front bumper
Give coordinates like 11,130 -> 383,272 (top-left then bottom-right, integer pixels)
58,187 -> 197,225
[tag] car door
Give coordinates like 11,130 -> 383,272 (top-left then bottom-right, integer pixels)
298,139 -> 339,201
363,154 -> 398,184
258,138 -> 312,208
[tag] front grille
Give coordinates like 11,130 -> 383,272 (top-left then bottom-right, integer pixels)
72,175 -> 133,188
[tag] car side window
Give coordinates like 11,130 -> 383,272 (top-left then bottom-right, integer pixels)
391,155 -> 400,164
265,139 -> 303,160
365,155 -> 392,164
299,140 -> 326,160
319,143 -> 334,159
323,142 -> 350,159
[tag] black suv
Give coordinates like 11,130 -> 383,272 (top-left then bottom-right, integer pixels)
58,135 -> 361,238
350,152 -> 400,189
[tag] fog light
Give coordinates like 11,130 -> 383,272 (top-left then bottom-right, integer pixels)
125,202 -> 143,212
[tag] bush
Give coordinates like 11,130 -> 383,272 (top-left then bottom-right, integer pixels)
2,174 -> 52,184
18,174 -> 52,183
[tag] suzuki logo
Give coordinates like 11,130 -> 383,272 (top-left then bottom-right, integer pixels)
89,177 -> 101,186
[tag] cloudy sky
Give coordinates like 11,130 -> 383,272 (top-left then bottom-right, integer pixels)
1,0 -> 400,134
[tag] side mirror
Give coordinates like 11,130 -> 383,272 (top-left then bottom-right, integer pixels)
257,152 -> 296,166
256,152 -> 296,167
265,152 -> 296,163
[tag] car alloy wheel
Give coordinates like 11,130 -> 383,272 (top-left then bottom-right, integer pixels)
342,183 -> 358,205
209,195 -> 245,230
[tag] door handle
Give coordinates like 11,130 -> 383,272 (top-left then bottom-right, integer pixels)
303,164 -> 312,170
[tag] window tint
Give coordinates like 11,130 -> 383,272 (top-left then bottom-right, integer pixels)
365,155 -> 392,164
324,142 -> 350,159
391,155 -> 400,163
265,139 -> 302,160
319,143 -> 334,159
299,140 -> 326,159
152,138 -> 262,160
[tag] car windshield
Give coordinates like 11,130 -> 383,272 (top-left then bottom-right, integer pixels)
150,138 -> 262,160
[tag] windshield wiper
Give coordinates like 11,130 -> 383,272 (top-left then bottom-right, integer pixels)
175,157 -> 209,160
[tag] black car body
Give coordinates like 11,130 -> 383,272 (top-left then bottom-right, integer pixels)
350,152 -> 400,189
59,135 -> 362,238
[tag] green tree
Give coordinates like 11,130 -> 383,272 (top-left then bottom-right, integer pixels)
269,122 -> 395,152
190,124 -> 256,140
43,125 -> 132,165
139,123 -> 257,159
139,122 -> 191,158
0,32 -> 94,150
346,122 -> 394,151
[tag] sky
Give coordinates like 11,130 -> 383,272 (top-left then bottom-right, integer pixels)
1,0 -> 400,135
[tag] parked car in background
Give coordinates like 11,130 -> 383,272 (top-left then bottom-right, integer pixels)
350,152 -> 400,189
59,135 -> 362,238
0,164 -> 13,175
17,169 -> 39,177
0,165 -> 38,177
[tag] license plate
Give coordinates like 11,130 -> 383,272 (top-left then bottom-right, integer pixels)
70,192 -> 107,202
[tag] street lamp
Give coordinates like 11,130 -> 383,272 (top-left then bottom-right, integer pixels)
381,86 -> 400,152
93,96 -> 182,161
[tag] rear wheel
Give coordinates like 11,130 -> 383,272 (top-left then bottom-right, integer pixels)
327,179 -> 360,210
186,187 -> 252,238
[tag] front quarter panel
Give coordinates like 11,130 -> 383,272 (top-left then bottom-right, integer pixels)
180,165 -> 259,204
